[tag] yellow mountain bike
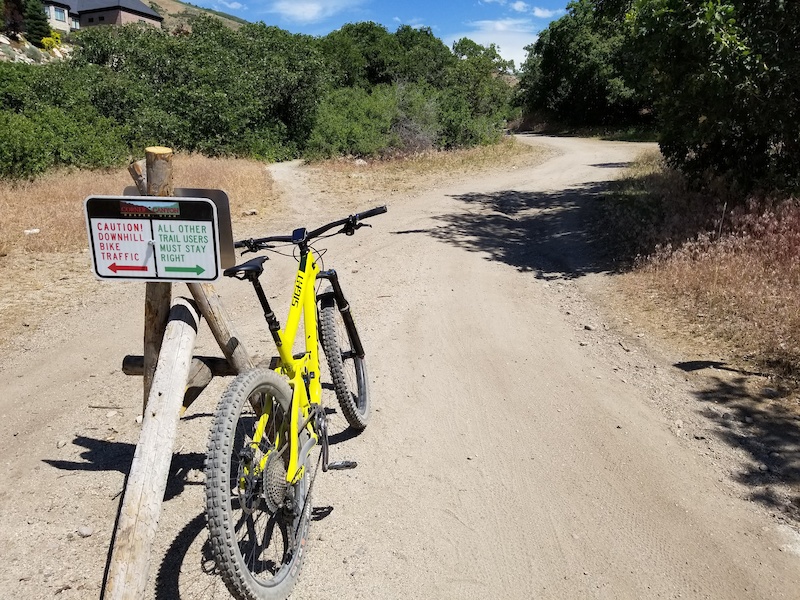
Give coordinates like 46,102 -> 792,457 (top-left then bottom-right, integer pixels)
204,206 -> 386,600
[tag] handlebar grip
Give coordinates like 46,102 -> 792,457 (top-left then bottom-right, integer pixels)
234,240 -> 246,248
357,205 -> 388,220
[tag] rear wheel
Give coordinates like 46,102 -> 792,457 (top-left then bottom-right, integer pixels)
205,368 -> 312,600
320,290 -> 370,430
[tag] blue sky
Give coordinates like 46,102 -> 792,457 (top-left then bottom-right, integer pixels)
190,0 -> 570,69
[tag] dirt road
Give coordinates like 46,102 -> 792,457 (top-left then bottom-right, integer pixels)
1,135 -> 798,599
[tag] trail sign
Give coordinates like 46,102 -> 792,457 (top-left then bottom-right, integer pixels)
85,196 -> 222,282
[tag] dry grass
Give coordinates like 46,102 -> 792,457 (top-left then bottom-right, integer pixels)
307,138 -> 552,200
0,155 -> 278,348
604,152 -> 800,382
0,154 -> 276,256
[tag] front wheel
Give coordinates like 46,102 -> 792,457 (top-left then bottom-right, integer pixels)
205,368 -> 312,600
320,289 -> 370,430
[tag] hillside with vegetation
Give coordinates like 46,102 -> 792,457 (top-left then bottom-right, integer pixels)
148,0 -> 247,32
0,17 -> 516,178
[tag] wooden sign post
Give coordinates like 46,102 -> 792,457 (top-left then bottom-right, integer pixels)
102,147 -> 253,599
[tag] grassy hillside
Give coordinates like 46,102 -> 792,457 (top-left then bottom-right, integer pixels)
148,0 -> 248,31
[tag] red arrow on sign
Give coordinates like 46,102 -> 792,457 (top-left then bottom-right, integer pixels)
109,263 -> 148,274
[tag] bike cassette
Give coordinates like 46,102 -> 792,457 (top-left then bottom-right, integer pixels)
263,450 -> 288,514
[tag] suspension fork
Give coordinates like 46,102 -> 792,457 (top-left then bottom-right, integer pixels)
317,269 -> 365,359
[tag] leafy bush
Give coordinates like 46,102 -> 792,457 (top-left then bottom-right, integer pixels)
41,31 -> 62,51
0,18 -> 516,178
0,111 -> 52,178
306,86 -> 397,158
629,0 -> 800,191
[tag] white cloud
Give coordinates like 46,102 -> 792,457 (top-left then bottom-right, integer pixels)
267,0 -> 363,24
532,6 -> 564,18
392,16 -> 427,29
511,1 -> 529,12
218,0 -> 243,9
446,19 -> 538,70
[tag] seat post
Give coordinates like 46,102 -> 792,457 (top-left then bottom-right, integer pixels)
250,276 -> 283,347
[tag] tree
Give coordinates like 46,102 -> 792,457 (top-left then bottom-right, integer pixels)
320,22 -> 401,88
3,0 -> 24,36
518,0 -> 644,125
395,25 -> 455,88
629,0 -> 800,189
23,0 -> 51,47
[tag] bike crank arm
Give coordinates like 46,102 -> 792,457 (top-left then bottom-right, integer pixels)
313,406 -> 358,472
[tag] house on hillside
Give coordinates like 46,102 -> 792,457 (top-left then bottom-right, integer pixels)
43,0 -> 162,34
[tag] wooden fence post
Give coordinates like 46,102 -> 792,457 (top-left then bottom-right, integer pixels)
104,297 -> 202,599
142,147 -> 174,413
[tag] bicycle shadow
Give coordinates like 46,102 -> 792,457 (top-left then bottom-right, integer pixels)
403,184 -> 616,280
43,436 -> 205,501
682,369 -> 800,521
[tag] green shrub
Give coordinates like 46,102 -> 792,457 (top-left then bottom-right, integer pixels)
306,86 -> 397,158
0,111 -> 54,177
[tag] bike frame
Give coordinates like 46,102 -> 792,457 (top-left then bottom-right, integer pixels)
247,249 -> 339,487
274,251 -> 322,485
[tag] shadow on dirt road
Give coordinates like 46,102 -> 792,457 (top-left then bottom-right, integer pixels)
683,372 -> 800,520
43,436 -> 206,502
430,184 -> 613,280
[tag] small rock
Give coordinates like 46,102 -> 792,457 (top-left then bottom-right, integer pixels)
242,209 -> 258,216
23,228 -> 40,235
579,342 -> 588,347
722,412 -> 732,420
135,415 -> 143,424
186,469 -> 204,483
769,452 -> 782,458
106,410 -> 117,418
584,324 -> 595,331
758,464 -> 769,472
745,416 -> 754,424
762,388 -> 780,399
56,440 -> 67,449
675,420 -> 683,429
353,158 -> 367,166
77,525 -> 94,538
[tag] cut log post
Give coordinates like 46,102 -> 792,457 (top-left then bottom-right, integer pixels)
141,146 -> 174,413
127,159 -> 147,195
122,355 -> 239,378
104,297 -> 202,600
122,354 -> 240,413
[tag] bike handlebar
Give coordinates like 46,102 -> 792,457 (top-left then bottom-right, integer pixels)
234,205 -> 388,250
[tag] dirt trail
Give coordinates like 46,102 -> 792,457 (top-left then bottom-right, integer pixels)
0,135 -> 798,599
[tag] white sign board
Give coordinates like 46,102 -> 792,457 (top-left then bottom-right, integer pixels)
85,196 -> 221,282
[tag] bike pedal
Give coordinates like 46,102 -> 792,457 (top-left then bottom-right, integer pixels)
326,460 -> 357,470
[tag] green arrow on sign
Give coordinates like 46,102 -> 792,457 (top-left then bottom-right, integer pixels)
164,265 -> 205,275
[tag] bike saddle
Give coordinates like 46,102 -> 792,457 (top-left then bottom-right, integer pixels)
223,256 -> 269,279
